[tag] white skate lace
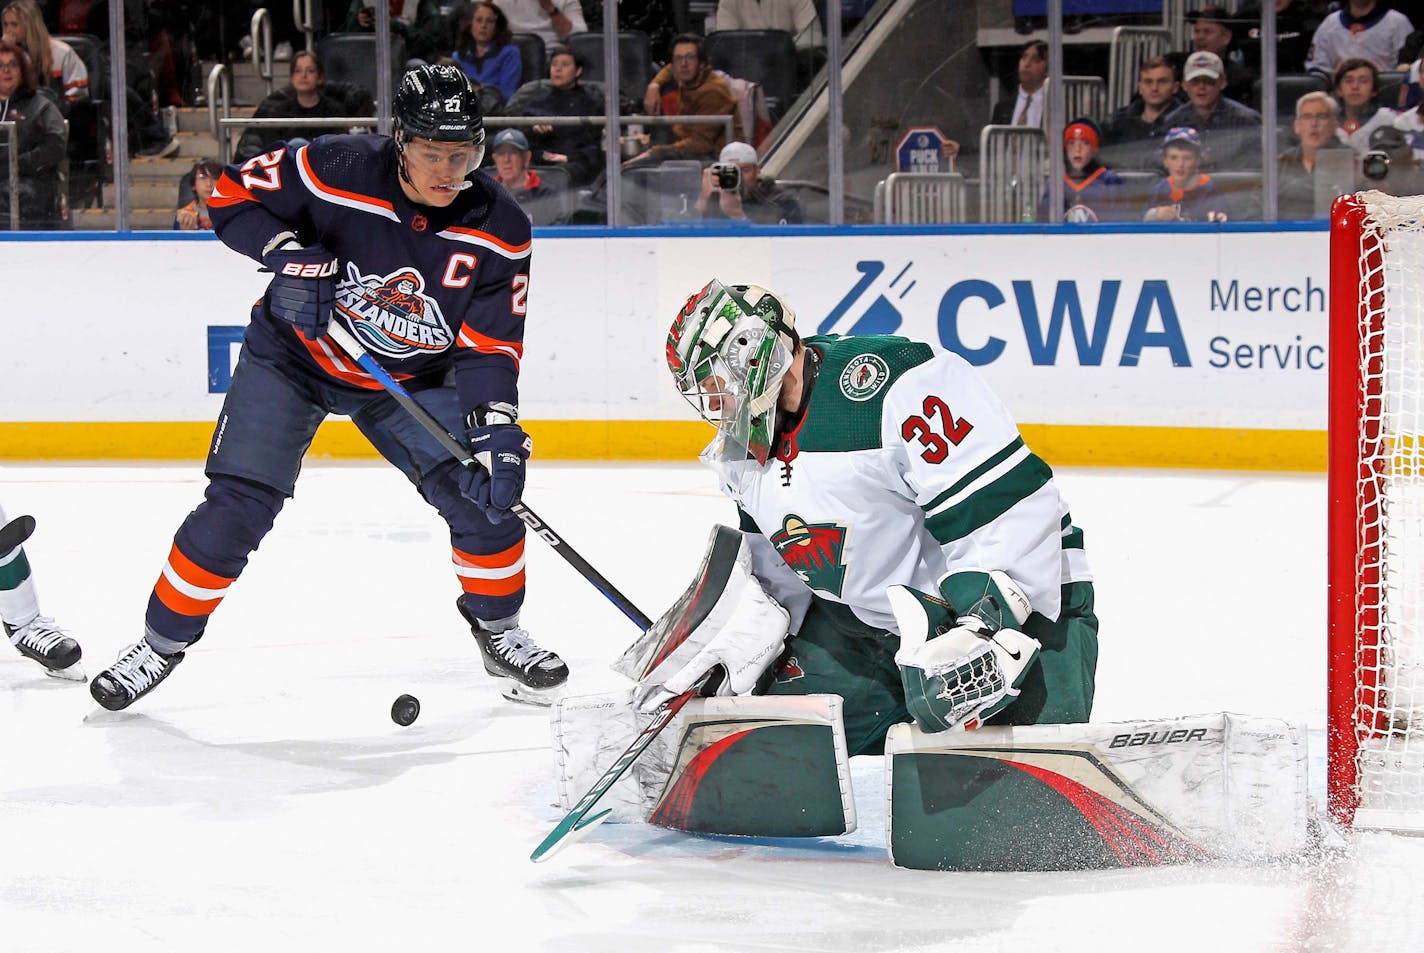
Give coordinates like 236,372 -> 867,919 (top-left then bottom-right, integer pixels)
8,616 -> 68,654
490,629 -> 556,671
106,641 -> 170,694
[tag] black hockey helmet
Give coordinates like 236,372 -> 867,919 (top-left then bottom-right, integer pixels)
393,64 -> 486,169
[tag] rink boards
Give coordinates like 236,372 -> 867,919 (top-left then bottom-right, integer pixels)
0,223 -> 1328,470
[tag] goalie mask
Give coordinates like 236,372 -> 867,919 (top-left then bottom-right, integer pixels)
667,280 -> 799,466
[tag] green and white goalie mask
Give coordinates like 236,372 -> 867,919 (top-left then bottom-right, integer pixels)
667,280 -> 798,466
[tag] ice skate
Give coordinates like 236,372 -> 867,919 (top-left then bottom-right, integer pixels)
6,615 -> 84,680
458,599 -> 568,705
89,638 -> 184,711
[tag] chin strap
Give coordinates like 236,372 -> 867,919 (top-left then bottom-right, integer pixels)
774,346 -> 820,441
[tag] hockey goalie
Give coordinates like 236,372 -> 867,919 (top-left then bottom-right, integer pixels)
552,281 -> 1312,869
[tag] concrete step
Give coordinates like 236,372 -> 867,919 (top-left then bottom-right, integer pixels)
126,154 -> 191,182
103,181 -> 179,208
72,207 -> 179,231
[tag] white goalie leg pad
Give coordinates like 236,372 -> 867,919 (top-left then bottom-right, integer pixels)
550,688 -> 651,822
884,712 -> 1313,870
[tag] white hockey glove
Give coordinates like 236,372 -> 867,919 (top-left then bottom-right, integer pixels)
890,569 -> 1040,733
629,528 -> 791,713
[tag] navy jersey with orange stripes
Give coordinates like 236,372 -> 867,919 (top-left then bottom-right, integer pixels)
208,133 -> 531,412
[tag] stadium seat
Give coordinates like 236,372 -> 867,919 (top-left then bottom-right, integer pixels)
1378,70 -> 1409,111
1211,170 -> 1263,221
567,31 -> 651,108
1253,74 -> 1327,120
1107,26 -> 1171,113
523,165 -> 575,225
510,33 -> 547,90
1113,171 -> 1157,222
316,33 -> 407,106
704,30 -> 798,119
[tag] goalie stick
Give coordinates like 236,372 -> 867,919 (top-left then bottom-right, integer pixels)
529,674 -> 716,863
324,321 -> 652,631
0,514 -> 37,553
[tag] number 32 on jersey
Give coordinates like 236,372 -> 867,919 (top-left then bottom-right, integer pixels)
901,396 -> 973,463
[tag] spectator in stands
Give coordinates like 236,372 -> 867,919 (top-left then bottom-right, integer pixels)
714,0 -> 823,49
2,0 -> 85,105
509,44 -> 603,186
1168,5 -> 1254,105
234,51 -> 375,163
173,158 -> 220,230
631,33 -> 741,167
500,0 -> 586,49
1143,126 -> 1231,222
1038,118 -> 1126,223
1101,55 -> 1186,171
488,127 -> 556,216
343,0 -> 419,32
1160,51 -> 1263,171
1277,90 -> 1345,218
990,39 -> 1047,128
693,139 -> 803,224
1235,0 -> 1329,75
0,40 -> 65,229
1362,123 -> 1424,196
1305,0 -> 1412,78
1332,57 -> 1397,155
453,1 -> 523,106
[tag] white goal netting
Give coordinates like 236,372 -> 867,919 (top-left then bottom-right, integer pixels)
1349,191 -> 1424,832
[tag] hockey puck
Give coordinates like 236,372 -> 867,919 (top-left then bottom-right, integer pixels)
390,694 -> 420,726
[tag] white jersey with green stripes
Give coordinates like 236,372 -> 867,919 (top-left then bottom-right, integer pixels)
709,334 -> 1091,635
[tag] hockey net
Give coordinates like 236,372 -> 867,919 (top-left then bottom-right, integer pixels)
1328,191 -> 1424,833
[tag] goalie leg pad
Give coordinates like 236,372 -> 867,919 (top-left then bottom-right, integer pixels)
648,694 -> 857,837
884,713 -> 1312,871
552,688 -> 660,822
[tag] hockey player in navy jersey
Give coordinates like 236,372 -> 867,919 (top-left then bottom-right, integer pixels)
647,281 -> 1099,753
89,64 -> 568,711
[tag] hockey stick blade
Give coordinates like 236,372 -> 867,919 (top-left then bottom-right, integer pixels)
530,680 -> 706,863
324,321 -> 652,630
0,514 -> 37,553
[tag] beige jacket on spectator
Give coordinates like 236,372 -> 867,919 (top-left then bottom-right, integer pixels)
648,62 -> 743,159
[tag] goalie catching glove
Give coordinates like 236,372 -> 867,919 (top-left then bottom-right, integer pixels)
890,569 -> 1040,733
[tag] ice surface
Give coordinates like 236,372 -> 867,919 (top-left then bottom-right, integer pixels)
2,463 -> 1422,952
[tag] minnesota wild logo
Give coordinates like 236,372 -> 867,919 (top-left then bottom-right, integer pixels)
769,514 -> 848,596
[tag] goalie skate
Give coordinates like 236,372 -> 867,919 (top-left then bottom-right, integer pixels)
6,615 -> 84,680
458,599 -> 568,705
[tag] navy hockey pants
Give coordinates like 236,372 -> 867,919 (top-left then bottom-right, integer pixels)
144,343 -> 526,649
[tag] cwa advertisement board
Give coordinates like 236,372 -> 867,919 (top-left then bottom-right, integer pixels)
0,226 -> 1329,468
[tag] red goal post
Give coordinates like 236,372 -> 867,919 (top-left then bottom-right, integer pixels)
1328,191 -> 1424,833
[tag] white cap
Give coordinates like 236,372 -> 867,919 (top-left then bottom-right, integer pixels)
718,141 -> 758,165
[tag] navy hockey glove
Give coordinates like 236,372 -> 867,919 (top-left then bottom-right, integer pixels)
261,233 -> 337,341
458,403 -> 532,523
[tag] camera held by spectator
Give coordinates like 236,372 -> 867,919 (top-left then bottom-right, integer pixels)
710,162 -> 741,191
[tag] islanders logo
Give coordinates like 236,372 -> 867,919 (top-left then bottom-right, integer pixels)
769,514 -> 848,597
335,263 -> 454,358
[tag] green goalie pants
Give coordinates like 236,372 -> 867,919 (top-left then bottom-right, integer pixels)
763,581 -> 1098,756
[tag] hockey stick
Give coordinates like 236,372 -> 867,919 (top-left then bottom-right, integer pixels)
530,679 -> 708,863
324,321 -> 653,631
324,322 -> 703,860
0,514 -> 37,553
